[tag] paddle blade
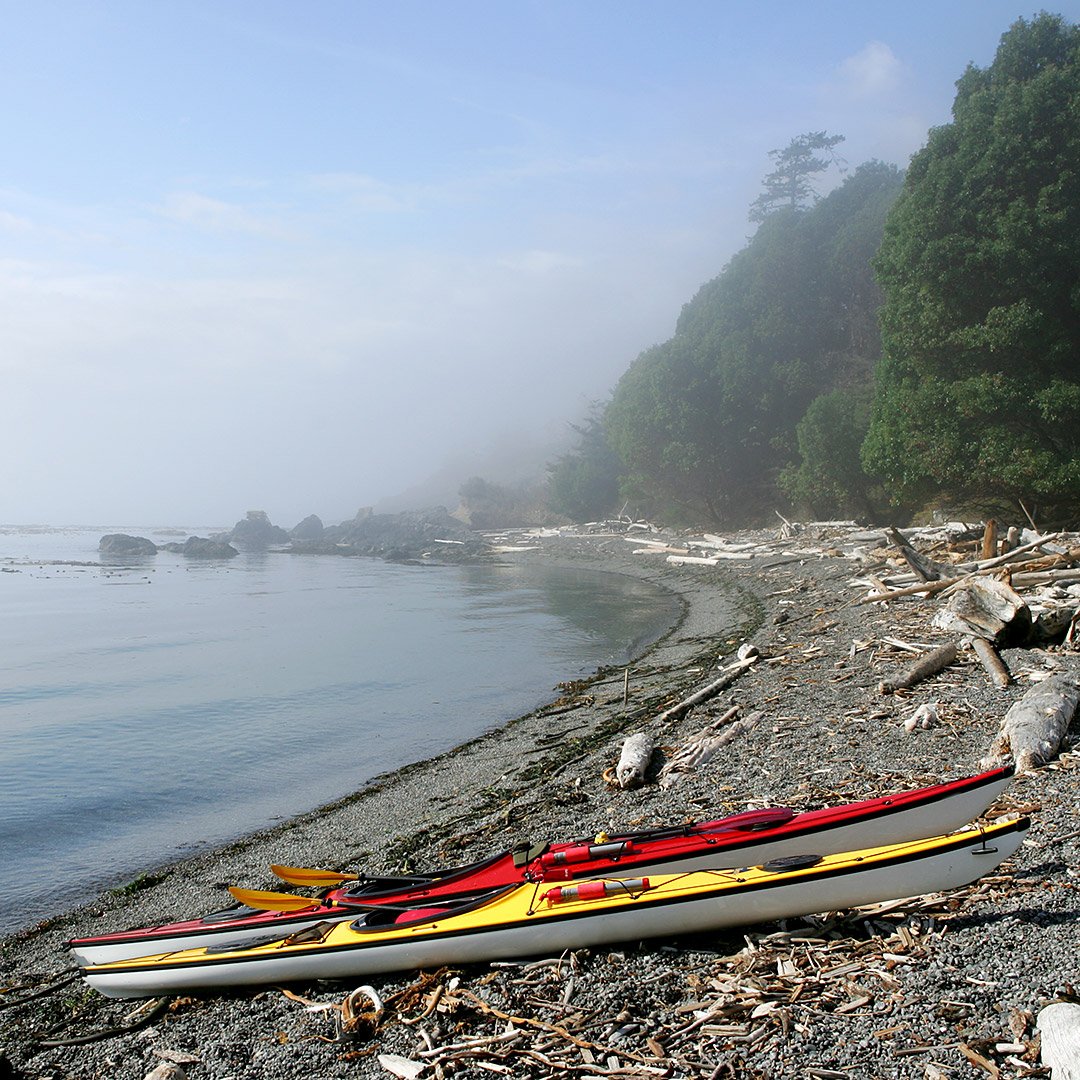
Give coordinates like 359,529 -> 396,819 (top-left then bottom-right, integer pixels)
228,886 -> 324,912
271,864 -> 354,887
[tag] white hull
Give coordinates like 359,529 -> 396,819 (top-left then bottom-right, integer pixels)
84,820 -> 1027,998
70,767 -> 1013,966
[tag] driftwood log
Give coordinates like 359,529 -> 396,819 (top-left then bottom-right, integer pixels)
615,732 -> 655,789
1038,1002 -> 1080,1080
983,672 -> 1080,773
878,643 -> 958,695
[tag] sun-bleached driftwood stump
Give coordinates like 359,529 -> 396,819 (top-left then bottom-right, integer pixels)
983,672 -> 1080,773
615,732 -> 655,789
1038,1002 -> 1080,1079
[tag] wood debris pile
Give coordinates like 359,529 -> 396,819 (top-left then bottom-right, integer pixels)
606,516 -> 1080,783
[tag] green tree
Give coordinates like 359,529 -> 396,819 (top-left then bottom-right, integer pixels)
749,131 -> 846,223
607,160 -> 901,525
864,13 -> 1080,516
779,385 -> 882,518
546,406 -> 623,522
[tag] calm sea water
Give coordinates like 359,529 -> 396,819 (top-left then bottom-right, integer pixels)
0,527 -> 683,935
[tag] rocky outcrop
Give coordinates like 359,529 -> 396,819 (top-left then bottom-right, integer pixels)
98,534 -> 158,557
224,511 -> 290,550
289,514 -> 324,541
294,507 -> 490,562
159,536 -> 239,558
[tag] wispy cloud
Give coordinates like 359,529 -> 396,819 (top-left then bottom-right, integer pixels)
0,209 -> 33,233
836,41 -> 905,98
497,249 -> 583,274
307,173 -> 413,213
155,192 -> 291,237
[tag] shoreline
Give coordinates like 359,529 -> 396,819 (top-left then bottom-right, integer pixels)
1,523 -> 1077,1079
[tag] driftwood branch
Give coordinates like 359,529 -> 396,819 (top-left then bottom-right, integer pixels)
974,531 -> 1067,570
969,637 -> 1012,689
858,577 -> 961,605
658,708 -> 762,788
878,643 -> 958,695
885,527 -> 953,581
656,655 -> 759,724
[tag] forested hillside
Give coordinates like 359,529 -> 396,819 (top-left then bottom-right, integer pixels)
544,13 -> 1080,529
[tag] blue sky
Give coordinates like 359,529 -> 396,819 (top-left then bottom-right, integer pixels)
1,1 -> 1074,526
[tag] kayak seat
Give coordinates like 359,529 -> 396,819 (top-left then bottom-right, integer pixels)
513,841 -> 549,867
393,906 -> 451,925
200,904 -> 262,924
343,875 -> 438,897
761,854 -> 823,873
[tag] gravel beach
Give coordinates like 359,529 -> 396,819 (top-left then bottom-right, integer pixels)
1,523 -> 1076,1079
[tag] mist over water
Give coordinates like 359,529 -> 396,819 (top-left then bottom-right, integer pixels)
0,529 -> 682,935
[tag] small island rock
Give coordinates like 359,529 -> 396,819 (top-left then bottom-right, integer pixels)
98,534 -> 158,557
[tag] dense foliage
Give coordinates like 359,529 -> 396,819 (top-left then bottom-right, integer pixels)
534,15 -> 1080,529
546,408 -> 623,522
604,160 -> 902,524
864,13 -> 1080,516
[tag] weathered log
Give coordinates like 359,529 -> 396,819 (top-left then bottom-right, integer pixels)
615,732 -> 655,789
1011,567 -> 1080,588
981,519 -> 998,561
878,643 -> 958,695
931,577 -> 1031,644
970,637 -> 1012,689
1038,1002 -> 1080,1080
656,655 -> 759,724
983,672 -> 1080,773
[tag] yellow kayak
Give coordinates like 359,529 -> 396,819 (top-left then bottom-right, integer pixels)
83,817 -> 1028,998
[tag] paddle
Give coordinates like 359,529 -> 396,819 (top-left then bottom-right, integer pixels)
270,864 -> 354,887
228,886 -> 331,912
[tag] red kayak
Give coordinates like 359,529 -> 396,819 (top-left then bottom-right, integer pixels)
67,765 -> 1012,965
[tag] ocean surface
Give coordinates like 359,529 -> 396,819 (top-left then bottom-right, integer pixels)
0,526 -> 684,936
